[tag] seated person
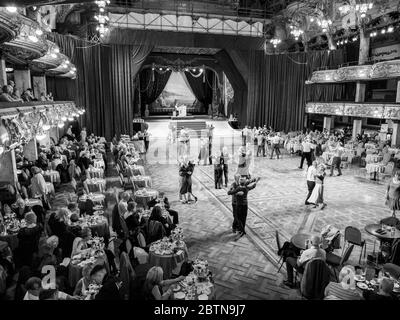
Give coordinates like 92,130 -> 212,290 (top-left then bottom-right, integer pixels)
16,212 -> 42,268
284,235 -> 326,288
324,266 -> 363,300
147,192 -> 179,225
363,277 -> 395,300
12,197 -> 30,220
56,159 -> 70,184
145,207 -> 167,244
71,227 -> 92,257
90,264 -> 122,300
73,263 -> 93,296
124,201 -> 141,232
142,266 -> 185,300
67,213 -> 82,238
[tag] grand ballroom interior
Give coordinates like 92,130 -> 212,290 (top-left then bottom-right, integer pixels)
0,0 -> 400,304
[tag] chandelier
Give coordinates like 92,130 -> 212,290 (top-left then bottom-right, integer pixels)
317,18 -> 332,33
338,1 -> 373,18
289,26 -> 304,41
94,0 -> 110,37
270,38 -> 281,48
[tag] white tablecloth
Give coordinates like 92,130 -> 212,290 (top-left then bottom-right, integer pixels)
365,154 -> 383,164
366,163 -> 385,174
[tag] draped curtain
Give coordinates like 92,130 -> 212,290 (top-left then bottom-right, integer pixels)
139,68 -> 172,111
183,69 -> 214,110
247,49 -> 347,132
49,33 -> 153,139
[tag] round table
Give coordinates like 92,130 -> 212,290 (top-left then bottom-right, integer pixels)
127,165 -> 145,176
87,179 -> 106,193
365,224 -> 400,240
366,154 -> 383,164
134,189 -> 158,208
87,168 -> 104,179
86,220 -> 110,240
366,163 -> 385,175
172,276 -> 216,300
131,176 -> 152,188
43,170 -> 61,184
93,159 -> 105,169
79,193 -> 105,205
148,245 -> 188,279
291,233 -> 312,250
25,199 -> 43,207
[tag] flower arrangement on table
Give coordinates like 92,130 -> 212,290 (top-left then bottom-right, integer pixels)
82,215 -> 107,227
2,214 -> 26,233
171,227 -> 184,245
193,258 -> 210,281
87,237 -> 105,251
83,283 -> 102,300
149,237 -> 184,255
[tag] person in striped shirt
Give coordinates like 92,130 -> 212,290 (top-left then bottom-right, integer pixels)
324,266 -> 363,300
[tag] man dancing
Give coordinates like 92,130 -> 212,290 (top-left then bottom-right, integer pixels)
305,161 -> 318,205
228,175 -> 260,240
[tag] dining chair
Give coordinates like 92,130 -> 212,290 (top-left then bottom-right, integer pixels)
342,226 -> 366,264
326,244 -> 354,281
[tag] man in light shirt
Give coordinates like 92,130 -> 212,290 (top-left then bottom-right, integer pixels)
242,126 -> 248,145
305,161 -> 318,205
299,138 -> 314,169
284,235 -> 326,288
270,133 -> 282,159
256,133 -> 265,157
330,142 -> 343,176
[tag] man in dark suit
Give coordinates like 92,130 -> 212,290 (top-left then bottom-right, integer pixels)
91,265 -> 122,300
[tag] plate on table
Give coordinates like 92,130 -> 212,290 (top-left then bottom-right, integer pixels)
357,282 -> 368,290
354,275 -> 365,282
93,205 -> 103,210
198,294 -> 208,300
172,284 -> 181,292
174,292 -> 185,299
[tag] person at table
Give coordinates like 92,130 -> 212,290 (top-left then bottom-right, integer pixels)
73,263 -> 93,296
382,146 -> 393,166
36,153 -> 49,171
118,192 -> 130,218
75,174 -> 90,197
148,192 -> 179,225
385,169 -> 400,217
50,153 -> 62,171
56,159 -> 70,184
324,266 -> 363,300
283,235 -> 326,288
67,213 -> 82,238
15,212 -> 42,268
305,161 -> 318,205
363,277 -> 395,300
48,208 -> 76,258
30,166 -> 49,207
142,266 -> 185,300
71,227 -> 92,257
79,152 -> 94,172
124,202 -> 141,231
68,159 -> 81,182
145,207 -> 168,243
12,197 -> 30,220
90,264 -> 122,300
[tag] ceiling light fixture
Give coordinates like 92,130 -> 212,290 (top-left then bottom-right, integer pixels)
6,6 -> 18,13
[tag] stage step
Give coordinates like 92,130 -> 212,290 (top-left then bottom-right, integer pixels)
172,120 -> 208,138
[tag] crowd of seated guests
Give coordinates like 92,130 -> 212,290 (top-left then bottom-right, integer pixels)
0,80 -> 54,103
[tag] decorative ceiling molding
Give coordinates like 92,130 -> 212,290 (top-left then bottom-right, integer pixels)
308,59 -> 400,83
306,102 -> 400,120
0,10 -> 20,44
153,46 -> 221,55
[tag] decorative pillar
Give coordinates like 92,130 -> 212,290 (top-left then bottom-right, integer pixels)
352,119 -> 363,140
14,69 -> 32,93
391,122 -> 400,147
0,58 -> 7,87
355,82 -> 366,102
0,150 -> 18,186
323,116 -> 334,132
23,138 -> 38,161
396,80 -> 400,103
32,75 -> 47,99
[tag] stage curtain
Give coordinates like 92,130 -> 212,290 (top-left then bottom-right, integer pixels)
247,49 -> 346,132
183,70 -> 213,110
139,68 -> 172,111
46,77 -> 76,101
49,33 -> 153,139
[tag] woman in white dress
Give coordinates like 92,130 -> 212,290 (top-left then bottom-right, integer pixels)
308,164 -> 327,210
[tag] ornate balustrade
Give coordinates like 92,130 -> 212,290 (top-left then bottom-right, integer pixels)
306,102 -> 400,120
308,59 -> 400,83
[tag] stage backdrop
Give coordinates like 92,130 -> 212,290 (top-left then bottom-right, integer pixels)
49,33 -> 152,139
246,49 -> 346,132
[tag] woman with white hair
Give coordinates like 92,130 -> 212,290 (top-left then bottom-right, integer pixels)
308,164 -> 327,210
324,266 -> 363,300
142,266 -> 184,300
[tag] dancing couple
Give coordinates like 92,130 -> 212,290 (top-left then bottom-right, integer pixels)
178,155 -> 197,204
305,160 -> 327,210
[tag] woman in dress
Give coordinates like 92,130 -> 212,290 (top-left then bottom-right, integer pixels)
385,169 -> 400,217
16,212 -> 42,267
73,263 -> 93,297
71,227 -> 92,257
178,157 -> 197,204
142,266 -> 185,300
308,164 -> 327,210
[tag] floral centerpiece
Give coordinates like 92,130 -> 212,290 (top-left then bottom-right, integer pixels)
171,227 -> 184,245
83,283 -> 102,300
87,237 -> 105,251
150,237 -> 176,255
3,214 -> 25,233
193,258 -> 209,281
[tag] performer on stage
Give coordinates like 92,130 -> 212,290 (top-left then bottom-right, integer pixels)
178,127 -> 190,157
178,156 -> 197,204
